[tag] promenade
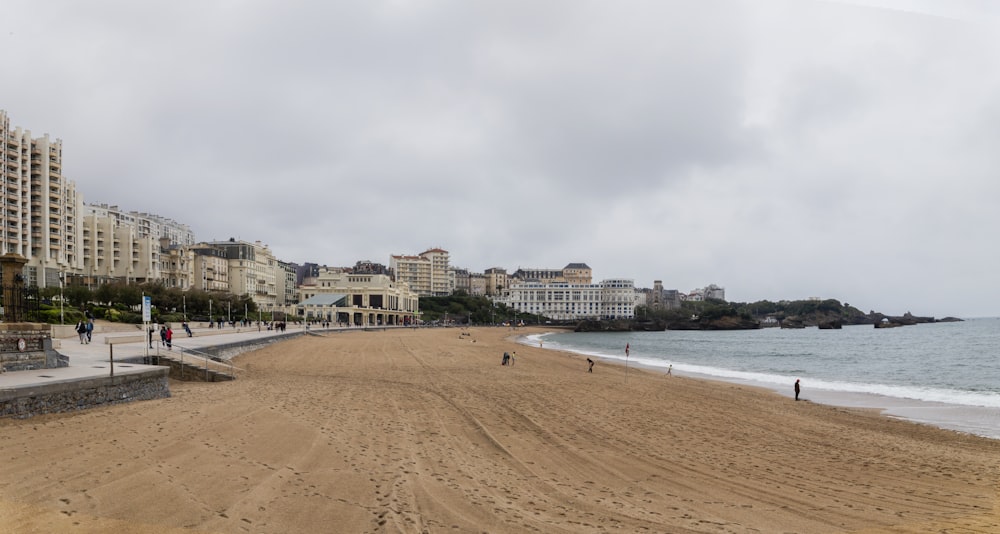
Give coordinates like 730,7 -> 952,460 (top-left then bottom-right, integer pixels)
0,321 -> 304,392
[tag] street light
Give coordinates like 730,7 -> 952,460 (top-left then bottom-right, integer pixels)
58,272 -> 65,324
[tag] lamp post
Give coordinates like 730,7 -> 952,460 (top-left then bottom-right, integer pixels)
58,272 -> 65,324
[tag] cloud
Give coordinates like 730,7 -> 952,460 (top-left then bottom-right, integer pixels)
2,0 -> 998,317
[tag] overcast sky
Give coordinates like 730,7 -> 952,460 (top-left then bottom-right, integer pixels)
4,0 -> 999,317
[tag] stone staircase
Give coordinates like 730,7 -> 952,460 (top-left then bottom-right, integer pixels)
154,353 -> 235,382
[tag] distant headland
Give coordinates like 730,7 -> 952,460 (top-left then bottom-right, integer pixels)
575,299 -> 963,332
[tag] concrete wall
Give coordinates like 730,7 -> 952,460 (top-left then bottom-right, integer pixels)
0,368 -> 169,419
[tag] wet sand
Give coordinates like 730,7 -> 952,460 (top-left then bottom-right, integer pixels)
2,326 -> 999,533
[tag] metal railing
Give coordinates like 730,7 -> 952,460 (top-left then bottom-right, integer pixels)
170,344 -> 240,381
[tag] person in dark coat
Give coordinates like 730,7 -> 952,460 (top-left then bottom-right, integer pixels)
794,379 -> 801,401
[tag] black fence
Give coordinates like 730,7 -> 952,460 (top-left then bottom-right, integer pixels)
1,284 -> 41,322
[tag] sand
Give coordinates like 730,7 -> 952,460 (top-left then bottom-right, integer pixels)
1,326 -> 998,533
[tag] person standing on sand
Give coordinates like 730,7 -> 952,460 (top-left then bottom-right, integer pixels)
794,379 -> 801,401
587,358 -> 594,373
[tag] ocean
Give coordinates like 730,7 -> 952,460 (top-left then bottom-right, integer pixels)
528,317 -> 1000,440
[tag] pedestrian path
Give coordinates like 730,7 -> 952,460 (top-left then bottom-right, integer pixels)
0,322 -> 307,390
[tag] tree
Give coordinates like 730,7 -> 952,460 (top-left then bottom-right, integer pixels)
64,285 -> 93,308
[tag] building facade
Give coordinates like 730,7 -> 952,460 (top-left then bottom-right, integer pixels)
484,267 -> 507,296
390,248 -> 451,296
191,244 -> 230,292
495,278 -> 637,321
1,111 -> 85,288
159,238 -> 194,290
296,268 -> 419,326
79,209 -> 160,286
203,239 -> 278,307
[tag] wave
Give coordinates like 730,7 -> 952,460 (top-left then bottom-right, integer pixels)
530,334 -> 1000,410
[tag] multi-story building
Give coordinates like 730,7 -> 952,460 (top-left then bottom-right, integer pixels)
469,272 -> 486,296
159,238 -> 194,290
203,239 -> 278,307
496,278 -> 637,321
76,204 -> 197,287
276,260 -> 298,305
484,267 -> 508,296
389,254 -> 431,295
352,260 -> 388,276
562,263 -> 592,285
1,110 -> 85,287
452,267 -> 470,294
191,244 -> 229,292
687,284 -> 726,302
296,268 -> 419,326
422,248 -> 451,295
390,248 -> 451,296
79,208 -> 160,286
87,204 -> 194,246
511,263 -> 592,286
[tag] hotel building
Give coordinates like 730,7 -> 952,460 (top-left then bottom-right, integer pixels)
495,278 -> 637,321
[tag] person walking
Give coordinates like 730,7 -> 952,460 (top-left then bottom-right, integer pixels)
160,325 -> 167,347
794,379 -> 801,401
76,320 -> 88,344
85,319 -> 93,344
587,358 -> 594,373
666,364 -> 672,376
165,325 -> 173,350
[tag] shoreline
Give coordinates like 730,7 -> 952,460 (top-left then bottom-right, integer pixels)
521,329 -> 1000,441
2,326 -> 998,532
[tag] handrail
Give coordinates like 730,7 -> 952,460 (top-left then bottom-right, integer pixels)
170,344 -> 242,380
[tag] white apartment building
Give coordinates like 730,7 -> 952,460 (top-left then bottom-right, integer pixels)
496,278 -> 637,321
87,204 -> 194,246
390,248 -> 451,296
1,110 -> 85,287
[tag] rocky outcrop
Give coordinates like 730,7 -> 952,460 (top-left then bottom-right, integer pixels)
666,315 -> 761,331
574,319 -> 667,332
870,312 -> 960,328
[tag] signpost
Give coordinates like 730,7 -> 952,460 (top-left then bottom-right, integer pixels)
142,295 -> 151,361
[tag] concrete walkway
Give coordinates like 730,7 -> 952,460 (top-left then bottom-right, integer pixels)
0,322 -> 308,390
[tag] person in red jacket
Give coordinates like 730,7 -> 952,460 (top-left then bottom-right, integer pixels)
165,326 -> 173,350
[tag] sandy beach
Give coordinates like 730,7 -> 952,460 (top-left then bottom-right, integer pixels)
2,326 -> 999,533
